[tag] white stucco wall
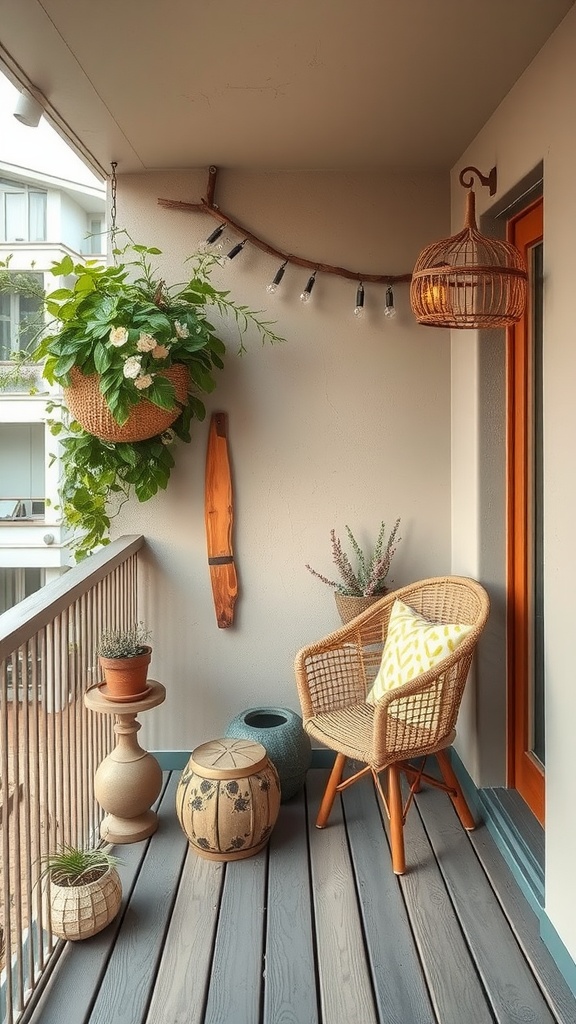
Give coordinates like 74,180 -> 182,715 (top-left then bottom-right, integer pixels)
111,167 -> 452,749
450,4 -> 576,964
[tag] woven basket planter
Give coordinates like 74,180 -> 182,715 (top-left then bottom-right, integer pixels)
49,866 -> 122,941
334,592 -> 385,625
64,364 -> 190,442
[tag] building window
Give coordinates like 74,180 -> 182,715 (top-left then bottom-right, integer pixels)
0,178 -> 47,242
88,216 -> 105,254
0,272 -> 44,359
0,567 -> 45,615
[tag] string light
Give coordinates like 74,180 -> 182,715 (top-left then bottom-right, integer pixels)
354,281 -> 365,318
266,260 -> 288,295
384,285 -> 397,318
224,238 -> 248,262
205,223 -> 225,245
300,271 -> 317,303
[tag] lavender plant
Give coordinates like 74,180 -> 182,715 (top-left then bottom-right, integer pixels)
305,518 -> 401,596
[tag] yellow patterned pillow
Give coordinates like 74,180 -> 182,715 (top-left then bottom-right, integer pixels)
366,598 -> 473,705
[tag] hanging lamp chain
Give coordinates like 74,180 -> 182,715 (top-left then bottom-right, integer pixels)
110,161 -> 118,250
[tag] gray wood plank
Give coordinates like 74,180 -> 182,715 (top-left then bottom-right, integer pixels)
145,847 -> 224,1024
396,782 -> 495,1024
87,773 -> 188,1024
416,784 -> 558,1024
24,772 -> 174,1024
263,787 -> 319,1024
307,769 -> 378,1024
341,775 -> 436,1024
203,850 -> 268,1024
469,823 -> 576,1024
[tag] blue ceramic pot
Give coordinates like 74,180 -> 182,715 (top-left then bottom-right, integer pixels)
225,706 -> 311,802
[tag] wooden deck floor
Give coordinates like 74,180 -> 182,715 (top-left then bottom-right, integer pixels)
24,768 -> 576,1024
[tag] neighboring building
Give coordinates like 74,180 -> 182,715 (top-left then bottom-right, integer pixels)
0,160 -> 106,612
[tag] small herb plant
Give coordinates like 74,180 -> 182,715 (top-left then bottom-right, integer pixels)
306,518 -> 401,596
97,622 -> 152,659
41,844 -> 120,887
28,235 -> 283,561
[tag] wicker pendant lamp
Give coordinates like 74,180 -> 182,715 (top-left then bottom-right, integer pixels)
410,166 -> 528,329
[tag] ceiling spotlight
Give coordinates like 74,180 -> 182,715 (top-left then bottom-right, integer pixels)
354,282 -> 365,318
14,89 -> 44,128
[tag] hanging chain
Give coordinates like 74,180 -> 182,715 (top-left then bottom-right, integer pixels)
110,161 -> 118,254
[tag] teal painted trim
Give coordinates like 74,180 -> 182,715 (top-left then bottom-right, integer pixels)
153,751 -> 189,770
153,747 -> 336,771
447,748 -> 544,917
448,749 -> 576,992
540,916 -> 576,999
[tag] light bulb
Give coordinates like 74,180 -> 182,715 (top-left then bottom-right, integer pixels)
266,260 -> 287,294
300,271 -> 317,303
206,223 -> 225,245
384,286 -> 396,318
224,239 -> 247,262
354,281 -> 365,318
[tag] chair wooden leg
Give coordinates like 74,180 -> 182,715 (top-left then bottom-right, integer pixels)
387,764 -> 406,875
436,748 -> 476,831
316,752 -> 346,828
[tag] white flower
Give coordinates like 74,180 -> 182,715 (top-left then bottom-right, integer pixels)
109,326 -> 129,347
152,344 -> 169,359
134,373 -> 154,390
123,356 -> 142,379
174,319 -> 189,338
136,333 -> 157,353
161,429 -> 175,445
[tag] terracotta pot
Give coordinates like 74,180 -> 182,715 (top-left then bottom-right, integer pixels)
98,646 -> 152,702
49,866 -> 122,941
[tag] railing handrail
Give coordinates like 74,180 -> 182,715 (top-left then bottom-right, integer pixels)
0,534 -> 145,659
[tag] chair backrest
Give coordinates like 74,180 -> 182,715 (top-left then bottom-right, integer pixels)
369,576 -> 490,766
294,576 -> 490,751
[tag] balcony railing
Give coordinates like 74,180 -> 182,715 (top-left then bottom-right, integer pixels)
0,535 -> 144,1024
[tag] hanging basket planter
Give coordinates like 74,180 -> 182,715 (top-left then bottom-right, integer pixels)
64,364 -> 190,443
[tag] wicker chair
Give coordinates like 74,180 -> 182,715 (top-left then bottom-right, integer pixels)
294,576 -> 490,874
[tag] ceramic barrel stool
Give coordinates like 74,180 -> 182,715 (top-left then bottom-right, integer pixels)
176,737 -> 280,861
225,706 -> 312,802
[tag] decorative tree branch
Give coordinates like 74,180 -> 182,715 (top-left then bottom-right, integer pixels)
158,166 -> 412,285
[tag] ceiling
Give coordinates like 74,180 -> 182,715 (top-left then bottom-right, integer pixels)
0,0 -> 573,178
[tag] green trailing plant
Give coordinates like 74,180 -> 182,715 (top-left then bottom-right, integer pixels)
305,518 -> 401,596
29,236 -> 283,560
40,844 -> 120,887
97,621 -> 152,659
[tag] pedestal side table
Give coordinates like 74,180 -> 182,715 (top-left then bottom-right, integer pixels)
84,680 -> 165,844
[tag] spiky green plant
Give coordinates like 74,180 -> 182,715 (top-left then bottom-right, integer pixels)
41,845 -> 120,887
